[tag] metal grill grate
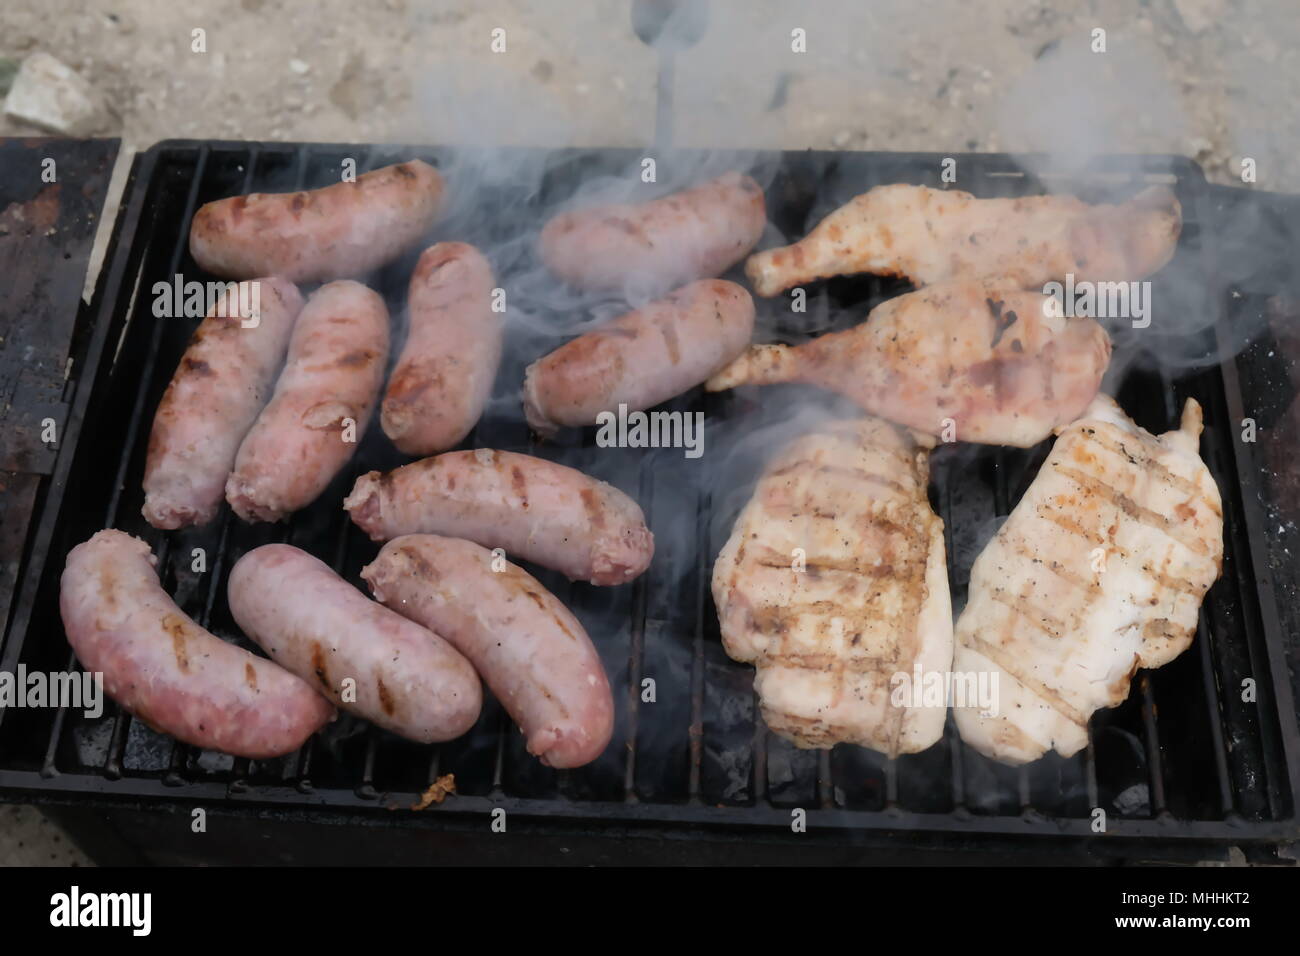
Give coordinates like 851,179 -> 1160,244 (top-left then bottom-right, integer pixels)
1,142 -> 1296,855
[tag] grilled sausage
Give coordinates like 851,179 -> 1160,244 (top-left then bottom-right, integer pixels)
522,278 -> 755,433
381,242 -> 502,455
143,278 -> 303,529
226,280 -> 389,523
344,449 -> 654,585
227,544 -> 481,744
539,172 -> 766,293
361,535 -> 614,768
59,530 -> 334,759
189,160 -> 444,283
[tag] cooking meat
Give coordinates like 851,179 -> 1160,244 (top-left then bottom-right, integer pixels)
381,242 -> 502,456
540,171 -> 766,293
361,534 -> 614,769
712,417 -> 952,756
143,277 -> 303,529
59,530 -> 334,759
189,160 -> 444,283
344,449 -> 653,585
952,395 -> 1223,764
226,280 -> 389,523
746,184 -> 1181,296
227,544 -> 481,744
523,278 -> 754,434
707,278 -> 1110,447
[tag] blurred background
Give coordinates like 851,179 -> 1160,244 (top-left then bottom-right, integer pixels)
2,0 -> 1295,866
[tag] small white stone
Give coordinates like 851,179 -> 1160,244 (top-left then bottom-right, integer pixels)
288,58 -> 311,75
3,52 -> 103,135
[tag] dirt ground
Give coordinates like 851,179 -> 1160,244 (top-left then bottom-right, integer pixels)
1,0 -> 1297,867
2,0 -> 1299,188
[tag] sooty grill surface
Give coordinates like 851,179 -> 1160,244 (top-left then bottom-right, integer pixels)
0,142 -> 1295,851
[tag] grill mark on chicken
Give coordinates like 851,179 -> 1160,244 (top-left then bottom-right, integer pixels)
960,633 -> 1088,728
987,588 -> 1067,639
1053,464 -> 1210,556
1085,428 -> 1209,504
767,461 -> 913,498
997,531 -> 1102,595
752,552 -> 920,580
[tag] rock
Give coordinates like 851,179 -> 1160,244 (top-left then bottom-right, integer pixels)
1173,0 -> 1223,35
3,52 -> 103,134
831,129 -> 853,148
288,58 -> 310,75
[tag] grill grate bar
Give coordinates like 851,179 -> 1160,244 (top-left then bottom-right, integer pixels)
621,462 -> 653,802
686,482 -> 709,802
1195,608 -> 1236,816
1137,676 -> 1168,816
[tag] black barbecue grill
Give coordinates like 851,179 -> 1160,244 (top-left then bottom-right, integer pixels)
0,140 -> 1297,865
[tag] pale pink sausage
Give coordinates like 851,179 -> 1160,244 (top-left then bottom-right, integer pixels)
227,544 -> 481,744
143,278 -> 303,529
539,172 -> 766,292
226,280 -> 389,523
522,278 -> 755,433
381,242 -> 502,456
361,535 -> 614,769
344,449 -> 654,585
189,160 -> 445,283
59,530 -> 334,759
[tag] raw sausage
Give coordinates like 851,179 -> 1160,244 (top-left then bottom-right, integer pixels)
381,242 -> 501,455
522,278 -> 755,433
361,535 -> 614,768
226,280 -> 389,523
539,172 -> 766,293
189,160 -> 444,283
344,449 -> 654,585
143,277 -> 303,529
227,544 -> 481,744
59,530 -> 334,759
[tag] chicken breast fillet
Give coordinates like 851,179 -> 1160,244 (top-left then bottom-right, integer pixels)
706,278 -> 1111,447
712,417 -> 953,756
953,395 -> 1223,765
746,184 -> 1181,296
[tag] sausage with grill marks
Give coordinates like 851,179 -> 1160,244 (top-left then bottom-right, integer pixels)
522,278 -> 755,434
539,172 -> 766,293
189,160 -> 445,283
226,280 -> 389,523
227,544 -> 481,744
381,242 -> 502,456
361,534 -> 614,769
59,530 -> 334,759
143,277 -> 303,529
344,449 -> 653,585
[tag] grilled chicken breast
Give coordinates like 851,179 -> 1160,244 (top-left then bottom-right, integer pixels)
706,278 -> 1111,447
953,395 -> 1223,765
746,184 -> 1181,296
713,417 -> 952,756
